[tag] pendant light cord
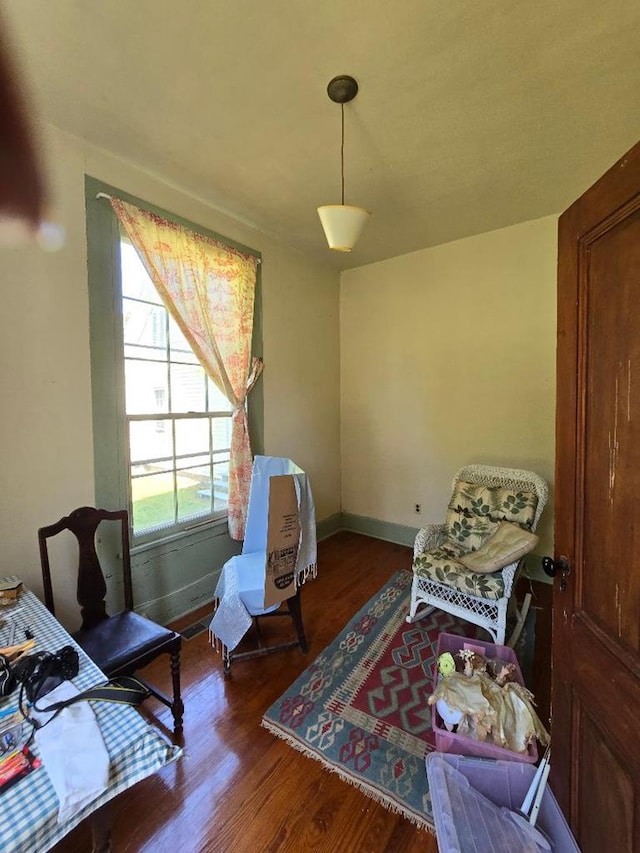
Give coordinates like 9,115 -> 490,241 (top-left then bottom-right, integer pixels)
341,103 -> 345,205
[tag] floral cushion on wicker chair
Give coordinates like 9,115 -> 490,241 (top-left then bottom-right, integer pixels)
408,465 -> 548,644
412,543 -> 506,600
445,481 -> 538,549
410,480 -> 539,601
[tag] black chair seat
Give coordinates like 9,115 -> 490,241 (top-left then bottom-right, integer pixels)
75,611 -> 180,675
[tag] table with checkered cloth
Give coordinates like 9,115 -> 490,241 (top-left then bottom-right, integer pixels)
0,579 -> 182,853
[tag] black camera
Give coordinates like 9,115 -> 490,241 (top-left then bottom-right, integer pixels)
13,646 -> 79,704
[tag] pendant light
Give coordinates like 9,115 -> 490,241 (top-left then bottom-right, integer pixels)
317,75 -> 370,252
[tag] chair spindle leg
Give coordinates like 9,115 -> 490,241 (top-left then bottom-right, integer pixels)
289,590 -> 308,653
170,649 -> 184,736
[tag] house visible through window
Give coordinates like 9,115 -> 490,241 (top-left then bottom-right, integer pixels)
121,240 -> 233,536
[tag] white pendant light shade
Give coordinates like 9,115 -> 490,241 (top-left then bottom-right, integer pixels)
318,76 -> 371,252
317,204 -> 371,252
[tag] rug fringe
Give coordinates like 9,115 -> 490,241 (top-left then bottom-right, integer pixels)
261,717 -> 435,835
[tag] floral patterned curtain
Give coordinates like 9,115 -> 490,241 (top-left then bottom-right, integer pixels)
110,198 -> 262,540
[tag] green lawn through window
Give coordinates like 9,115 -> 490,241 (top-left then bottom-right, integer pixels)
132,483 -> 227,533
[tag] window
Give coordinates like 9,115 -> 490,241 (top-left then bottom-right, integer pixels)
121,240 -> 233,536
85,177 -> 263,555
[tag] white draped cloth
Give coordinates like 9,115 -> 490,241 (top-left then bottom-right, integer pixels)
209,458 -> 317,654
32,681 -> 110,823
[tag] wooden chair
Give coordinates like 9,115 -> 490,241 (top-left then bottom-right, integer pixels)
408,465 -> 548,645
38,506 -> 183,736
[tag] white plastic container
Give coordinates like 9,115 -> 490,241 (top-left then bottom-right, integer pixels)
426,753 -> 580,852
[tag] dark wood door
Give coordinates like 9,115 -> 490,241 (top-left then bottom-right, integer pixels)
553,140 -> 640,852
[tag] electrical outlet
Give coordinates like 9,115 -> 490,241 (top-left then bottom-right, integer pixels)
415,503 -> 421,514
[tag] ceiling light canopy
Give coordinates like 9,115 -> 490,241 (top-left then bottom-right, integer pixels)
317,75 -> 370,252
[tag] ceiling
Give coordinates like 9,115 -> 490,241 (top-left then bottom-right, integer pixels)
3,0 -> 640,270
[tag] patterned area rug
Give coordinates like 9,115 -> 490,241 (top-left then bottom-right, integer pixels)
262,569 -> 488,831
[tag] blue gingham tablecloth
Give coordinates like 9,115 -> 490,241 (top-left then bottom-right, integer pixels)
0,580 -> 182,853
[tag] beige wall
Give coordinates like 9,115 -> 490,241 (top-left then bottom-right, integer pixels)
340,215 -> 558,554
0,118 -> 557,610
0,123 -> 341,600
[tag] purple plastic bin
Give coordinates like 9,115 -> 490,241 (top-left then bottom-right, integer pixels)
432,633 -> 538,763
426,753 -> 580,853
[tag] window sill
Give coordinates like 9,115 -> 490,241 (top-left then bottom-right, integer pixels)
131,515 -> 230,556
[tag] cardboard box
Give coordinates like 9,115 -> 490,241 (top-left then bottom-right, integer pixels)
263,474 -> 300,608
0,581 -> 22,603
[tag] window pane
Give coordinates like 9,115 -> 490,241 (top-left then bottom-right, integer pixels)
131,469 -> 175,532
129,421 -> 173,463
175,418 -> 209,458
125,360 -> 169,415
120,241 -> 160,303
131,460 -> 171,479
123,298 -> 166,352
177,466 -> 213,521
170,363 -> 206,412
212,459 -> 229,512
185,459 -> 229,516
212,416 -> 232,451
124,343 -> 167,362
176,453 -> 210,471
169,317 -> 199,365
208,378 -> 233,413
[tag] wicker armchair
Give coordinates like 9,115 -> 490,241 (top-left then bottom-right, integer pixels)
407,465 -> 548,645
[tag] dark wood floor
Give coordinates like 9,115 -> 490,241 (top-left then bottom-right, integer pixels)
52,531 -> 552,853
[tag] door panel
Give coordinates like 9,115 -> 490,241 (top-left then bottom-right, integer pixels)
583,211 -> 640,653
554,140 -> 640,852
577,708 -> 634,851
